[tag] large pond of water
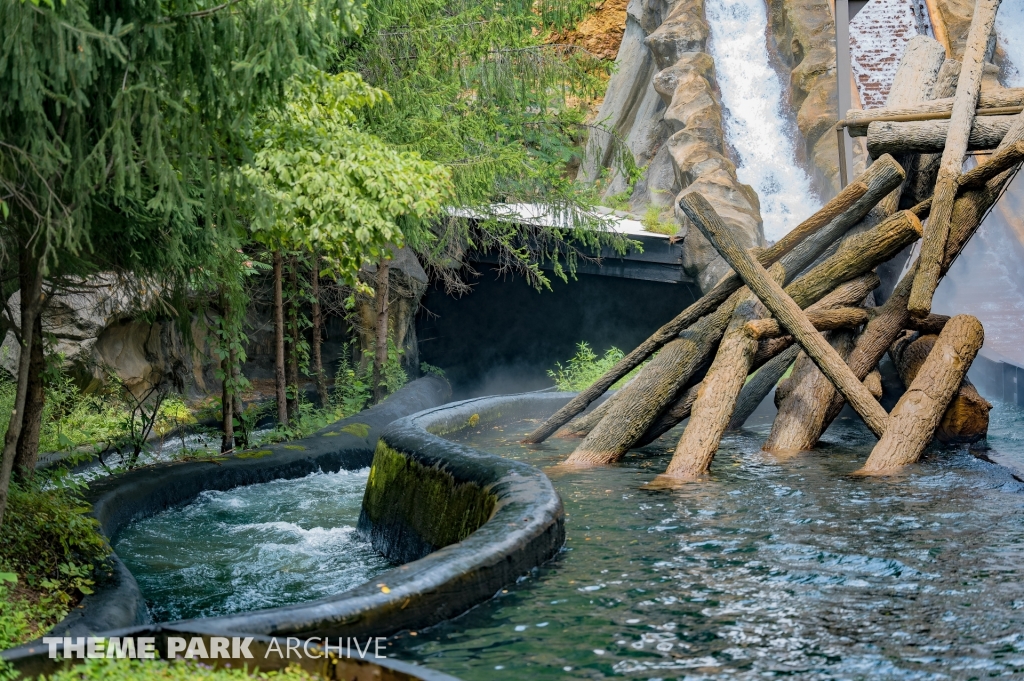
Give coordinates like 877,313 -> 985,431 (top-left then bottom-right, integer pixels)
389,403 -> 1024,680
115,468 -> 390,622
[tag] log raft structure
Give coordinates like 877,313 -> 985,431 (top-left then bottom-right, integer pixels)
526,23 -> 1024,478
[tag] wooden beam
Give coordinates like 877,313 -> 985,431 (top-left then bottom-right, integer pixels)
680,193 -> 891,437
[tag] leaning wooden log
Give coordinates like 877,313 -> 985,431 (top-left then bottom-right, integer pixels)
866,115 -> 1015,156
874,36 -> 949,218
957,139 -> 1024,189
555,392 -> 619,438
845,87 -> 1024,135
769,155 -> 1017,451
903,58 -> 962,207
663,294 -> 771,479
765,331 -> 858,451
727,345 -> 800,431
907,313 -> 950,334
909,0 -> 1003,318
746,307 -> 869,339
521,157 -> 904,444
861,316 -> 985,472
583,210 -> 914,458
680,193 -> 892,437
891,331 -> 991,444
565,286 -> 749,465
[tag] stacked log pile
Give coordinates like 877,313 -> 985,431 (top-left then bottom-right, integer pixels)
527,11 -> 1023,478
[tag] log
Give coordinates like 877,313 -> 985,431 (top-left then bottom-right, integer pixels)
866,115 -> 1015,156
680,193 -> 892,437
903,59 -> 962,206
846,88 -> 1024,135
958,139 -> 1024,189
890,331 -> 991,444
765,331 -> 857,452
907,313 -> 950,334
727,345 -> 800,431
555,393 -> 619,438
875,36 -> 949,218
862,315 -> 985,471
565,286 -> 749,465
637,272 -> 877,443
522,157 -> 903,444
909,0 -> 1003,318
664,294 -> 771,478
745,307 -> 868,339
769,158 -> 1016,451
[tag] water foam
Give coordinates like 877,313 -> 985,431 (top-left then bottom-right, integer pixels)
704,0 -> 822,242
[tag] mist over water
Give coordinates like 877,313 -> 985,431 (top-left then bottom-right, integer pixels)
705,0 -> 821,242
997,0 -> 1024,86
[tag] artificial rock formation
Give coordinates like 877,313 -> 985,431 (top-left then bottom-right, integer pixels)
583,0 -> 764,292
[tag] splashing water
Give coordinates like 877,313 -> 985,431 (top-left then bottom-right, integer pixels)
704,0 -> 821,242
115,468 -> 390,622
997,0 -> 1024,86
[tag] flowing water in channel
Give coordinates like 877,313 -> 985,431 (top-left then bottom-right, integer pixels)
114,468 -> 389,622
389,403 -> 1024,679
998,0 -> 1024,87
705,0 -> 821,242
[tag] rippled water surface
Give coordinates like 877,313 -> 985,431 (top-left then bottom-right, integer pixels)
115,468 -> 389,622
390,404 -> 1024,680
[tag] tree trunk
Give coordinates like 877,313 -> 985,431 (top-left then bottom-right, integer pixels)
903,58 -> 961,206
13,311 -> 44,480
663,294 -> 771,478
523,156 -> 905,444
866,115 -> 1014,156
862,315 -> 984,471
311,254 -> 328,408
0,244 -> 44,526
908,314 -> 950,334
909,0 -> 1003,317
220,290 -> 234,454
372,258 -> 390,405
556,393 -> 620,439
890,331 -> 991,444
728,345 -> 799,431
273,249 -> 288,427
231,347 -> 245,449
286,255 -> 300,421
680,193 -> 893,437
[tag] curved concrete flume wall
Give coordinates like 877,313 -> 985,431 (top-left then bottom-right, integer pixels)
2,385 -> 572,681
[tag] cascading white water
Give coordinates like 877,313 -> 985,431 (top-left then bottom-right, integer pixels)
997,0 -> 1024,86
704,0 -> 821,242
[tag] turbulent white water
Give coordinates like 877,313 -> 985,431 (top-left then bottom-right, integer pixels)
997,0 -> 1024,86
704,0 -> 821,242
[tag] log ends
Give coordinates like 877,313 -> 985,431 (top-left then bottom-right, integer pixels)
890,330 -> 991,444
861,315 -> 984,473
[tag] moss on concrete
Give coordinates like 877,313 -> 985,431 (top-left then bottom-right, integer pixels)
362,441 -> 497,551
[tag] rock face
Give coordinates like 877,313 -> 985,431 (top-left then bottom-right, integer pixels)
767,0 -> 842,196
583,0 -> 764,292
1,277 -> 207,395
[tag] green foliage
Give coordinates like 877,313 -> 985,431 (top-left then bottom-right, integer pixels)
32,658 -> 321,681
419,362 -> 446,379
0,483 -> 109,649
548,342 -> 644,392
641,206 -> 678,235
244,73 -> 452,282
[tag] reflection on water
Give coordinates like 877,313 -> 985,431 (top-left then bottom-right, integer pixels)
115,468 -> 389,622
998,0 -> 1024,87
391,405 -> 1024,679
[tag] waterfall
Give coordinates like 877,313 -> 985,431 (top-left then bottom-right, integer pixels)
704,0 -> 821,242
997,0 -> 1024,86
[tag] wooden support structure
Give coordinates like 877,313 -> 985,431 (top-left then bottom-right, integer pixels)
746,307 -> 868,339
522,156 -> 903,445
890,331 -> 991,444
727,345 -> 800,431
866,115 -> 1016,156
862,315 -> 984,472
845,88 -> 1024,135
909,0 -> 1003,318
680,193 -> 893,438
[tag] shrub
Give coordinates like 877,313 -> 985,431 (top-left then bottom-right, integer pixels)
548,342 -> 645,392
18,658 -> 321,680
